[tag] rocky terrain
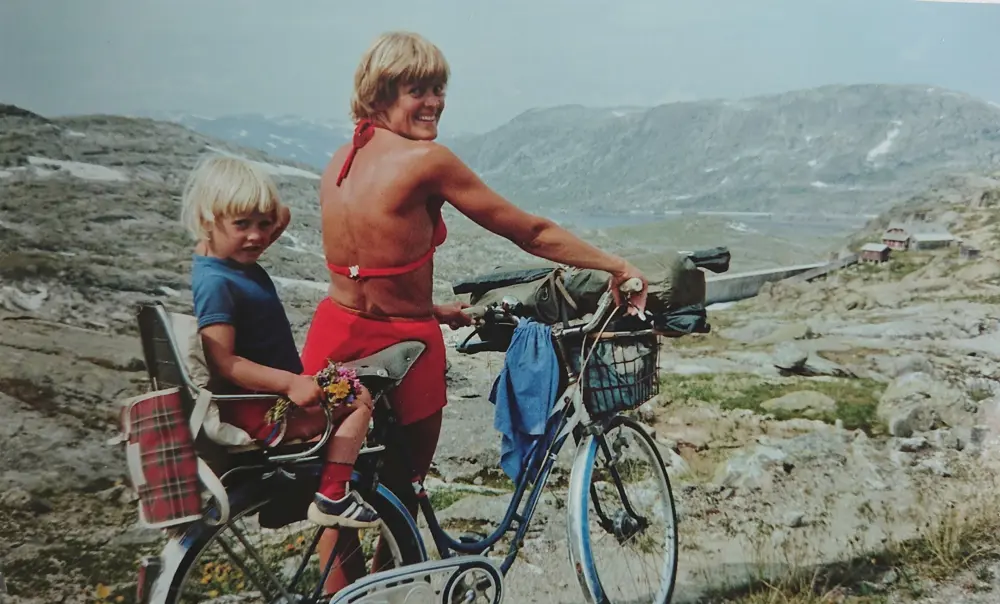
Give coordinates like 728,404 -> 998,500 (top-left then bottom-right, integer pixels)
4,101 -> 1000,604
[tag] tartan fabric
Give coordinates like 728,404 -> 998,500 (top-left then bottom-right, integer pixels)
124,388 -> 203,528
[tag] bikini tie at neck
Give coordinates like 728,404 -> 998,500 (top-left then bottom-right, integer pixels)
335,119 -> 378,187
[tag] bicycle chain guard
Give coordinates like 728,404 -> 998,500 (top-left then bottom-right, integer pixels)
327,555 -> 504,604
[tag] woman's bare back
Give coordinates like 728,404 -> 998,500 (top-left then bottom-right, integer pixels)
319,131 -> 444,318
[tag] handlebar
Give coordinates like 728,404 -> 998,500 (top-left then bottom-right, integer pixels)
460,275 -> 647,339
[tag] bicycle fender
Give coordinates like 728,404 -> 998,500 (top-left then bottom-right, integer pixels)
566,434 -> 603,604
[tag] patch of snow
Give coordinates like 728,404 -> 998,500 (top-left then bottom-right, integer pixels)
865,123 -> 901,162
266,142 -> 277,149
271,276 -> 328,293
727,221 -> 751,233
811,181 -> 830,189
279,232 -> 324,257
269,164 -> 320,179
719,176 -> 730,186
668,363 -> 716,375
0,169 -> 15,178
268,134 -> 294,145
804,135 -> 814,143
204,145 -> 320,180
807,159 -> 818,167
707,301 -> 735,311
703,167 -> 717,173
64,130 -> 86,138
26,156 -> 129,182
670,194 -> 693,201
611,110 -> 626,117
1,284 -> 48,311
238,129 -> 248,137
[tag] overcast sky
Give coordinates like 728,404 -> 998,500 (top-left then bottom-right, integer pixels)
1,0 -> 999,134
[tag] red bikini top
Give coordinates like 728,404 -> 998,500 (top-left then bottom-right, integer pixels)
327,119 -> 447,281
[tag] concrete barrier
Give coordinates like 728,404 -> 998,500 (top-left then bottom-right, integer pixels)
705,261 -> 829,305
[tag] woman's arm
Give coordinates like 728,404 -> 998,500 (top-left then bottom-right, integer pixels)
422,145 -> 648,310
200,323 -> 322,406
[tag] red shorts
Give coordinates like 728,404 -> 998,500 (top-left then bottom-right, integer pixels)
217,397 -> 281,443
299,298 -> 448,426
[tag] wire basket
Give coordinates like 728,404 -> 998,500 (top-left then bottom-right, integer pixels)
571,331 -> 660,417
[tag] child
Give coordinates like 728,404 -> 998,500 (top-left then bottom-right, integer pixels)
181,154 -> 380,529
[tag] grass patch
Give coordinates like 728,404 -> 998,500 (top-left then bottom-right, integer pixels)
428,488 -> 470,512
659,373 -> 885,433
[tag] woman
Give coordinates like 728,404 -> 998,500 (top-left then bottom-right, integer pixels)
300,30 -> 649,592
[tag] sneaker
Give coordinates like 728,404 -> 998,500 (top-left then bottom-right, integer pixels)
307,490 -> 382,528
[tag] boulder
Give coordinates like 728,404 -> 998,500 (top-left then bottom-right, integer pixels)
761,390 -> 837,418
876,372 -> 968,437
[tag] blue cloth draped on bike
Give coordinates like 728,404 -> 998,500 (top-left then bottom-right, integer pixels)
489,318 -> 561,483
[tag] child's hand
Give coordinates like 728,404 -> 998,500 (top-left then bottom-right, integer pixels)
286,374 -> 324,407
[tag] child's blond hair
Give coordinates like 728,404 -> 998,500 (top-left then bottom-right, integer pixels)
180,154 -> 280,240
350,31 -> 450,122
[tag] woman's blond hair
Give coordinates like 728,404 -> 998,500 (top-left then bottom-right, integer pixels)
180,154 -> 279,240
350,31 -> 450,122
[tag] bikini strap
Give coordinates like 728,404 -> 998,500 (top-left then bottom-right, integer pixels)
336,119 -> 377,187
328,246 -> 436,281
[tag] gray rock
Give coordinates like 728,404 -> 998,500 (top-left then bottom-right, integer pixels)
761,390 -> 837,418
870,353 -> 933,379
714,445 -> 788,490
772,342 -> 855,377
877,372 -> 966,437
783,511 -> 806,528
895,436 -> 929,452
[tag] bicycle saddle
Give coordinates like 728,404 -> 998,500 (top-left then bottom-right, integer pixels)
341,340 -> 426,382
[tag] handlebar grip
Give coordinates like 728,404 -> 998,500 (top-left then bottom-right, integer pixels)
620,277 -> 644,294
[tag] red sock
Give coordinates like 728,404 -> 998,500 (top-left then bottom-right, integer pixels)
318,463 -> 354,500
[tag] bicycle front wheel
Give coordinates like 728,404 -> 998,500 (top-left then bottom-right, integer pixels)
567,414 -> 679,604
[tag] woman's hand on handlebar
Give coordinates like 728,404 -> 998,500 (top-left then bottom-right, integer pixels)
610,261 -> 649,317
434,301 -> 476,330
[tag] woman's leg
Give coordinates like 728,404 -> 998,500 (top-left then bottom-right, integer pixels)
369,410 -> 444,573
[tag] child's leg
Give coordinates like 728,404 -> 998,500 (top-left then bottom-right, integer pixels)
316,394 -> 373,500
297,391 -> 381,529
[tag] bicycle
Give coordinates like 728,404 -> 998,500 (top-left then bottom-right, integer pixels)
134,275 -> 679,604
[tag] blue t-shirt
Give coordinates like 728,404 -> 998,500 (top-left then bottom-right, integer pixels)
190,255 -> 303,376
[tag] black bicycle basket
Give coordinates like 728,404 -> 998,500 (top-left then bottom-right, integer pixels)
570,331 -> 660,416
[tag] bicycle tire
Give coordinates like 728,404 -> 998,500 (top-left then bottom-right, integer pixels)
155,482 -> 426,603
567,414 -> 679,604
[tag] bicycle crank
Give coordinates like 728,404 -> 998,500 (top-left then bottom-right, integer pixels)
327,555 -> 504,604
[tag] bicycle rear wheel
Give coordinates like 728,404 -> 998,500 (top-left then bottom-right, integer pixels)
156,481 -> 426,603
568,414 -> 679,604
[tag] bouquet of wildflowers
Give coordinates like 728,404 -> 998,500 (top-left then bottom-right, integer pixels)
264,361 -> 363,425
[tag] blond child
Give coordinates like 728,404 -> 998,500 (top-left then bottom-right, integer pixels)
180,154 -> 380,528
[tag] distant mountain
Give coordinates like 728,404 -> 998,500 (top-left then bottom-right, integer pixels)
447,84 -> 1000,215
145,111 -> 472,170
140,112 -> 355,170
146,85 -> 1000,217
